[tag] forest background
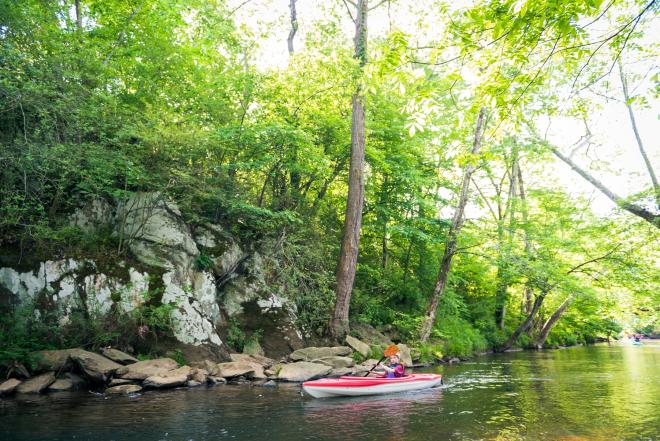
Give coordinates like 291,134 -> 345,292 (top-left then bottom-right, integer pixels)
1,0 -> 658,361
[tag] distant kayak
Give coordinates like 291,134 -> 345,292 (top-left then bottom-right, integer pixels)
302,374 -> 443,398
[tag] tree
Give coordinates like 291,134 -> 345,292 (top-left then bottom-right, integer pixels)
330,0 -> 369,339
419,107 -> 487,343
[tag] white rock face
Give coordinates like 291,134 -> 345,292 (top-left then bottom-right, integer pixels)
161,271 -> 223,347
117,192 -> 199,270
70,198 -> 114,234
0,193 -> 306,357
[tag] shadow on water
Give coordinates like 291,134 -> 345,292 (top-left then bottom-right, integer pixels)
1,342 -> 658,441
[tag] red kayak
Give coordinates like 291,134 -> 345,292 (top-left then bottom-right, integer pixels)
302,374 -> 443,398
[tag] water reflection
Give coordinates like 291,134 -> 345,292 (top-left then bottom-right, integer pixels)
1,342 -> 658,441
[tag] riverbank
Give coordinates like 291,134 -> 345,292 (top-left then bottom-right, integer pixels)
2,343 -> 658,441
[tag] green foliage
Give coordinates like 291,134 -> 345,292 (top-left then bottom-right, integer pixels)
195,253 -> 213,271
226,317 -> 245,352
417,343 -> 445,363
0,288 -> 177,369
0,0 -> 656,365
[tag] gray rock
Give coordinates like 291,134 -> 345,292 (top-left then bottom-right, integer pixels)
109,378 -> 137,387
449,357 -> 460,364
143,366 -> 192,389
329,367 -> 355,377
101,348 -> 138,365
397,344 -> 414,367
213,361 -> 256,379
69,349 -> 122,383
289,347 -> 352,362
48,378 -> 74,392
229,353 -> 276,368
16,372 -> 56,394
115,358 -> 179,380
186,380 -> 202,387
345,335 -> 370,358
0,378 -> 22,396
274,362 -> 332,382
105,384 -> 142,395
311,356 -> 355,369
190,368 -> 209,384
207,376 -> 228,385
261,380 -> 277,387
32,349 -> 75,372
351,323 -> 392,345
118,192 -> 199,270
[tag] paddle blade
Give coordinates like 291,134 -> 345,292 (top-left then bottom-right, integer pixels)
383,344 -> 399,357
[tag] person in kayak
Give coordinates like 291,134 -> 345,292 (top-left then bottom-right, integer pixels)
380,353 -> 405,378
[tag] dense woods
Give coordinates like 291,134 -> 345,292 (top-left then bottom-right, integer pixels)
1,0 -> 658,360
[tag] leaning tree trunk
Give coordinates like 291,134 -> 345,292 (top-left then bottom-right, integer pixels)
287,0 -> 298,55
551,147 -> 659,228
534,294 -> 575,349
500,290 -> 548,351
419,107 -> 487,343
619,61 -> 659,208
330,0 -> 368,339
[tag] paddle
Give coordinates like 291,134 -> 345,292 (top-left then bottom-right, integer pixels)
363,344 -> 399,377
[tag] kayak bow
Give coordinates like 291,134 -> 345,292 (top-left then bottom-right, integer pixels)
302,374 -> 443,398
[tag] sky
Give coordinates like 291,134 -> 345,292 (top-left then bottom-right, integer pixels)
228,0 -> 659,217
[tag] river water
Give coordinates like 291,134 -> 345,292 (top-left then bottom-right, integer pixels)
2,342 -> 658,441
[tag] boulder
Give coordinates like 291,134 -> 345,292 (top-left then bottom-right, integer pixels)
0,378 -> 22,396
345,335 -> 370,358
229,353 -> 275,368
109,378 -> 136,387
186,380 -> 202,387
207,376 -> 228,385
101,348 -> 138,365
69,349 -> 122,383
190,368 -> 209,384
289,347 -> 352,362
352,323 -> 392,345
213,362 -> 255,379
105,384 -> 142,395
329,367 -> 355,377
273,362 -> 332,382
354,359 -> 380,375
48,378 -> 74,392
397,344 -> 413,367
32,349 -> 74,372
311,356 -> 355,369
115,358 -> 179,380
16,372 -> 56,394
143,366 -> 192,389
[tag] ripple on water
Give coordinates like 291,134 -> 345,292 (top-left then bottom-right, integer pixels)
2,344 -> 660,441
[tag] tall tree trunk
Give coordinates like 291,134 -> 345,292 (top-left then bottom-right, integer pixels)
419,107 -> 487,343
500,290 -> 548,351
75,0 -> 83,30
495,152 -> 519,329
619,61 -> 659,207
517,167 -> 534,315
534,294 -> 575,348
287,0 -> 298,55
551,147 -> 659,228
380,175 -> 389,269
330,0 -> 368,339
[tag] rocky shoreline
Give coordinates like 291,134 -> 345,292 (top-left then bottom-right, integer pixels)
0,334 -> 436,398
